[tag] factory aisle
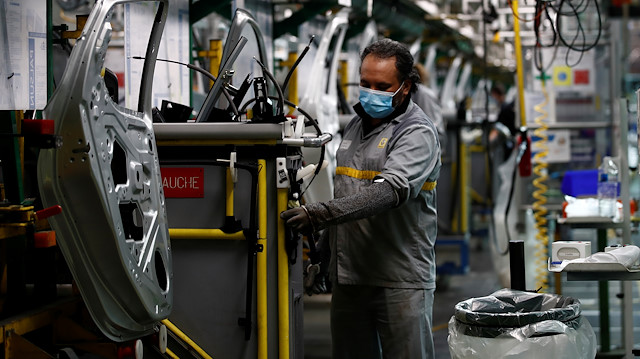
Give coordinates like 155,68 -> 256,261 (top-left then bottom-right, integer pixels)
303,236 -> 501,359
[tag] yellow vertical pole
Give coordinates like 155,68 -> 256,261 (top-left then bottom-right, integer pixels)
338,59 -> 348,101
209,40 -> 222,78
451,137 -> 470,233
257,159 -> 268,359
460,142 -> 469,233
277,188 -> 290,359
280,52 -> 299,115
287,52 -> 298,108
198,39 -> 222,89
513,0 -> 527,127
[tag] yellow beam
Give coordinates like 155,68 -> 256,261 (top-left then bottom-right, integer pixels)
168,228 -> 245,240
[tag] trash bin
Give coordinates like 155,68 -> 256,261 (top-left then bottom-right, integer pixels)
448,288 -> 596,359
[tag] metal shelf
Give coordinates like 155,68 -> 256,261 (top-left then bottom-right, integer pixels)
549,261 -> 640,281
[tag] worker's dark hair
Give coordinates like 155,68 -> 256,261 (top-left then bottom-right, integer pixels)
361,39 -> 420,94
490,83 -> 506,97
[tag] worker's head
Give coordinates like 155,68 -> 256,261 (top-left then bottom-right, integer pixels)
358,39 -> 419,118
490,83 -> 506,105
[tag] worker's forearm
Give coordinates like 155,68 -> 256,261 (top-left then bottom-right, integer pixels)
304,180 -> 397,231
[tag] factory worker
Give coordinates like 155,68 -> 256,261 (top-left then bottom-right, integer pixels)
282,38 -> 441,359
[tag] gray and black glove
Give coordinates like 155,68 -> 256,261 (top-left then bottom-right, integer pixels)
280,206 -> 313,234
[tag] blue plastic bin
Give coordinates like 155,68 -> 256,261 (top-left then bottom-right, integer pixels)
561,170 -> 597,197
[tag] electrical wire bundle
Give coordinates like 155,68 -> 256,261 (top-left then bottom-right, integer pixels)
503,0 -> 602,292
508,0 -> 603,72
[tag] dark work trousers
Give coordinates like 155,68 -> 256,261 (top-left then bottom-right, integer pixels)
330,283 -> 435,359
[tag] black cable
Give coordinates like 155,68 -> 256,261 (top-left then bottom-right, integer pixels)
530,0 -> 601,71
561,0 -> 587,68
500,155 -> 519,256
282,36 -> 315,93
533,1 -> 558,73
499,138 -> 529,256
131,56 -> 240,118
240,96 -> 322,136
556,0 -> 601,53
239,95 -> 326,198
299,144 -> 325,199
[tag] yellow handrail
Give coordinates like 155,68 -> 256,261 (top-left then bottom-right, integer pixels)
165,347 -> 180,359
168,228 -> 245,240
161,319 -> 213,359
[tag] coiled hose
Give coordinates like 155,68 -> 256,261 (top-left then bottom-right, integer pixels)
532,80 -> 550,292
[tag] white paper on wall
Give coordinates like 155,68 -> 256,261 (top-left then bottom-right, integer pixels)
124,0 -> 190,111
0,0 -> 47,110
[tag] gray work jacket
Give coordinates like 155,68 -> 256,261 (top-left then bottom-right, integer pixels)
329,100 -> 441,289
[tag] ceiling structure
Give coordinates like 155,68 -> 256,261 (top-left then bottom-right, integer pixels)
268,0 -> 539,84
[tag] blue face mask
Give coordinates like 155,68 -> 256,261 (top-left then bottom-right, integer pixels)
359,83 -> 404,119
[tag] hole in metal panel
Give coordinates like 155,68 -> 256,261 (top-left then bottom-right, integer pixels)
111,140 -> 127,186
118,202 -> 143,242
154,250 -> 168,292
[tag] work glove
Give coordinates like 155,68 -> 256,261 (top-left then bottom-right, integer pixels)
280,206 -> 313,234
304,262 -> 327,295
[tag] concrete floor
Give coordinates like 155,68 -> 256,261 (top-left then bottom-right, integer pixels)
303,238 -> 501,359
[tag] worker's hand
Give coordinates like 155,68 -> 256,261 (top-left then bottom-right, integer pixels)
280,206 -> 313,234
304,263 -> 328,295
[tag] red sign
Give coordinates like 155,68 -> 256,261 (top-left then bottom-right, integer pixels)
574,69 -> 589,85
161,167 -> 204,198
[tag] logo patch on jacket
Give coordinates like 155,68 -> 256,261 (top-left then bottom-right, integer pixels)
377,137 -> 388,148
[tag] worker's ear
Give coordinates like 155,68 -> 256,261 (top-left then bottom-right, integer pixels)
402,81 -> 412,97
